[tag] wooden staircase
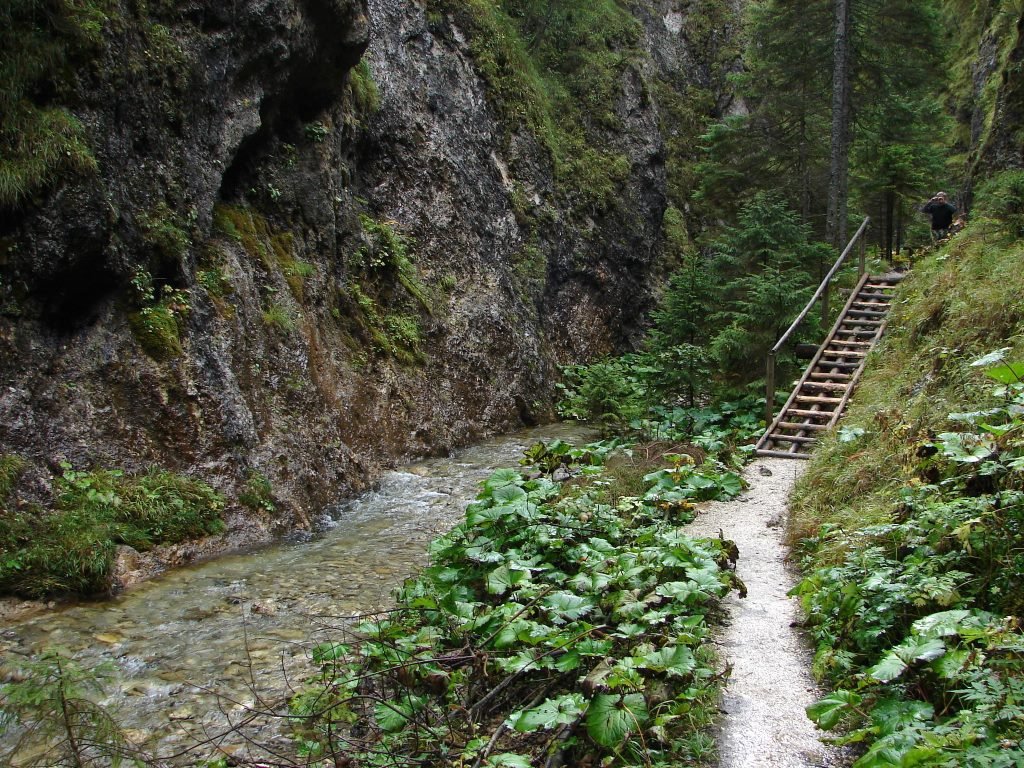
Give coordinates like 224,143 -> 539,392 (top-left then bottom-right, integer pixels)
755,272 -> 902,459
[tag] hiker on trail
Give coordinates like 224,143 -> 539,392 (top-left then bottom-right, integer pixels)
922,191 -> 956,240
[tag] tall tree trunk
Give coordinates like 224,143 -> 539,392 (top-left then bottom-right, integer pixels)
825,0 -> 852,250
884,187 -> 895,258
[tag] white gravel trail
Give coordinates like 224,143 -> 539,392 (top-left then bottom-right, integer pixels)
686,457 -> 844,768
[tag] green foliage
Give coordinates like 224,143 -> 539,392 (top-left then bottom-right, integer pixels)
303,121 -> 330,142
238,470 -> 276,514
973,168 -> 1024,237
0,465 -> 224,597
291,438 -> 745,765
127,270 -> 190,361
790,224 -> 1024,766
0,455 -> 27,501
261,301 -> 296,333
137,203 -> 190,263
348,59 -> 381,116
342,215 -> 431,364
0,649 -> 148,766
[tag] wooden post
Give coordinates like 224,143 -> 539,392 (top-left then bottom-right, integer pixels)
821,281 -> 830,326
765,350 -> 776,427
858,230 -> 866,276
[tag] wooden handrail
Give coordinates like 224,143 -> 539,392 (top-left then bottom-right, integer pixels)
764,217 -> 870,426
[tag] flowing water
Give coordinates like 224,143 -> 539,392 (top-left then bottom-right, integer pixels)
0,423 -> 595,764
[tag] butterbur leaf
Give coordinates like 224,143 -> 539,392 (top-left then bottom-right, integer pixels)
637,645 -> 696,677
983,362 -> 1024,384
656,581 -> 698,604
838,426 -> 865,443
714,471 -> 745,497
585,693 -> 649,747
492,484 -> 528,504
868,652 -> 907,682
807,689 -> 862,730
969,348 -> 1010,367
910,609 -> 974,637
486,564 -> 528,595
374,695 -> 426,732
542,591 -> 594,623
482,469 -> 522,493
509,693 -> 587,732
895,637 -> 946,664
485,754 -> 533,768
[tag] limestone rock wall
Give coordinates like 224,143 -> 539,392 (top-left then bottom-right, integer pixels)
0,0 -> 739,539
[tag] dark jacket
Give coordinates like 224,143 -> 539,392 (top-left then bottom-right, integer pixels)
923,199 -> 956,230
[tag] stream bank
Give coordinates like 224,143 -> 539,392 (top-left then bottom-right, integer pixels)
686,457 -> 844,768
0,423 -> 593,765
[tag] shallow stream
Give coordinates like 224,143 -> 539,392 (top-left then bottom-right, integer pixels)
0,423 -> 594,764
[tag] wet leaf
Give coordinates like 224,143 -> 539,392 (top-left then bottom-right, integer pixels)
585,693 -> 649,747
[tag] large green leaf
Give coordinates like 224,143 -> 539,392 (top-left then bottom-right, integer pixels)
374,694 -> 426,732
486,564 -> 529,595
983,361 -> 1024,384
509,693 -> 587,733
485,754 -> 533,768
868,652 -> 908,682
585,693 -> 649,747
542,591 -> 595,623
807,689 -> 862,730
636,645 -> 696,677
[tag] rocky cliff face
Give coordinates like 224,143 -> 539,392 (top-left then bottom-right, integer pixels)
0,0 -> 738,544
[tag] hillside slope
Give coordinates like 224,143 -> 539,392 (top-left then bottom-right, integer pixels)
788,217 -> 1024,765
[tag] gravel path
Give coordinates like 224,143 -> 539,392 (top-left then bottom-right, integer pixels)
686,457 -> 843,768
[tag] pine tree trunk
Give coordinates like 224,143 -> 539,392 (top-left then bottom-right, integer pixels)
884,187 -> 895,258
825,0 -> 852,250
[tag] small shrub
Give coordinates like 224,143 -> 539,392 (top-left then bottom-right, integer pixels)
0,649 -> 147,766
196,264 -> 233,299
304,121 -> 330,142
239,470 -> 276,513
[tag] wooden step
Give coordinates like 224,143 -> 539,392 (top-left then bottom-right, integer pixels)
847,308 -> 888,318
756,449 -> 812,459
840,318 -> 882,326
795,395 -> 844,404
808,371 -> 852,380
766,434 -> 817,444
802,381 -> 848,391
822,349 -> 866,358
814,361 -> 860,370
851,299 -> 890,307
777,421 -> 829,431
784,408 -> 836,419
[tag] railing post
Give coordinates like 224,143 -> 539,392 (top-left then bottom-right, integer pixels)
858,230 -> 866,276
765,350 -> 776,427
821,281 -> 830,326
